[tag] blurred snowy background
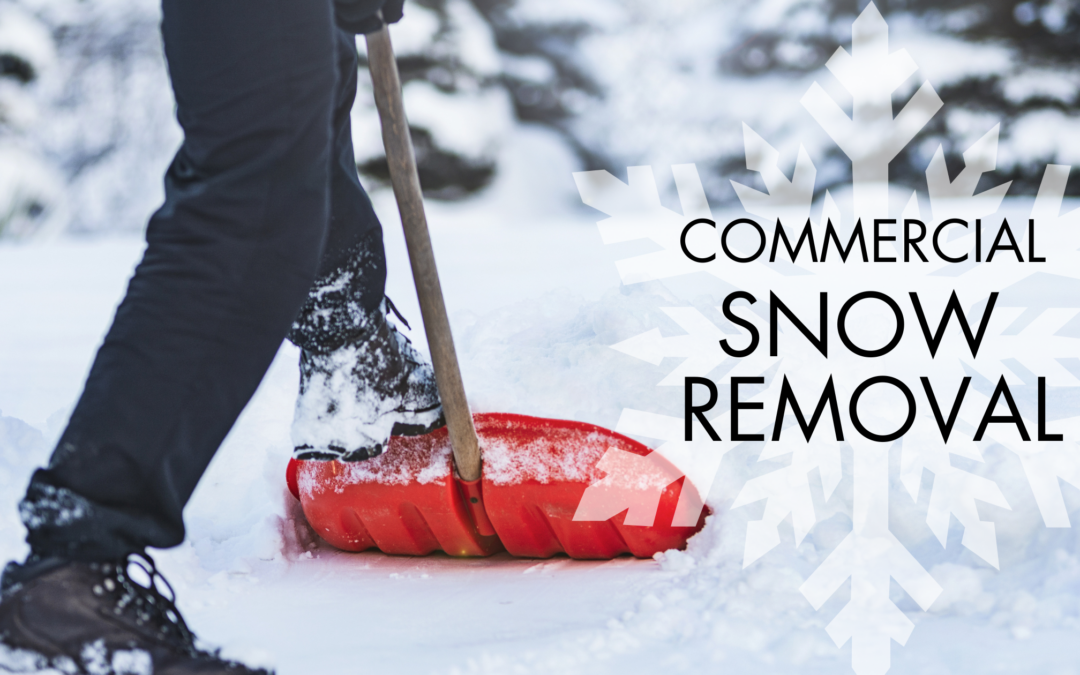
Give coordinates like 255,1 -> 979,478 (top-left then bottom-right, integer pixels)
0,0 -> 1078,240
2,4 -> 1080,672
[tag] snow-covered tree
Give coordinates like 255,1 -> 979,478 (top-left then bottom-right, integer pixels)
354,0 -> 513,199
472,0 -> 602,162
353,0 -> 599,200
11,0 -> 1074,233
22,0 -> 179,235
0,0 -> 65,241
716,0 -> 1080,200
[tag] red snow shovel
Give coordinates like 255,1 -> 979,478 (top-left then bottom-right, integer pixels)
286,24 -> 707,559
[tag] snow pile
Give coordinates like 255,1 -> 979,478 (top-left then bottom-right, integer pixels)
455,285 -> 690,426
480,426 -> 610,486
466,438 -> 1080,673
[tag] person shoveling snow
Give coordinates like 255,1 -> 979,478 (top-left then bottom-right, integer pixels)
0,0 -> 706,672
0,1 -> 434,673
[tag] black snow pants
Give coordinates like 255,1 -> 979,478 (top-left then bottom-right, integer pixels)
19,0 -> 390,561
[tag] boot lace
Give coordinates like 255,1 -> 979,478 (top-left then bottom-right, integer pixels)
383,296 -> 412,334
90,553 -> 197,654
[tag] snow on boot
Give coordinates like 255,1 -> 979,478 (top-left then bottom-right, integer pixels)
0,553 -> 271,674
291,299 -> 444,462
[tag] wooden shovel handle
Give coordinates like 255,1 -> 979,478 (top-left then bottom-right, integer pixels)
365,26 -> 482,482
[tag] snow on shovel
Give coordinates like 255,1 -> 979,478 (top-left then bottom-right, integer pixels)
286,24 -> 706,559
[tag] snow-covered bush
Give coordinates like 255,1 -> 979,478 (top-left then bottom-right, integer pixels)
349,0 -> 601,199
0,1 -> 65,241
709,0 -> 1080,202
20,0 -> 179,235
4,0 -> 1076,235
354,0 -> 515,199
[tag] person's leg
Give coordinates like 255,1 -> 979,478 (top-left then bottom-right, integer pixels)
287,28 -> 443,462
288,29 -> 387,354
19,0 -> 339,562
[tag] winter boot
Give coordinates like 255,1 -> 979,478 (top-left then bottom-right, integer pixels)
0,553 -> 271,674
291,299 -> 444,462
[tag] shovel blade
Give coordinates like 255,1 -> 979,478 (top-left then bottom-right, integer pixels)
290,413 -> 707,559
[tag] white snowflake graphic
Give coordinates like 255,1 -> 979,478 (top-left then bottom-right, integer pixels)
572,4 -> 1080,674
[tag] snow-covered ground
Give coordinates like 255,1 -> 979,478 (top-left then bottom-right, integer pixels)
5,125 -> 1080,674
